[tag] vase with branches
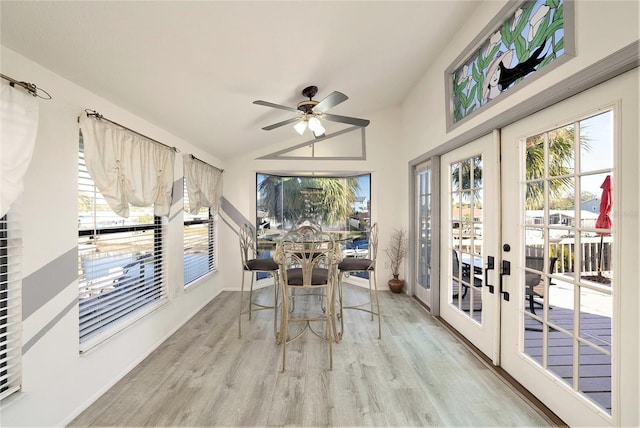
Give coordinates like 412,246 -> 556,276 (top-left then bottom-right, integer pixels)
385,228 -> 407,293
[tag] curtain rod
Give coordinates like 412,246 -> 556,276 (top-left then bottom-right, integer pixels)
189,154 -> 224,173
83,109 -> 179,153
1,73 -> 52,99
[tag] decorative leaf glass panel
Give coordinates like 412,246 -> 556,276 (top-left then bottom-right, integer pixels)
448,0 -> 571,126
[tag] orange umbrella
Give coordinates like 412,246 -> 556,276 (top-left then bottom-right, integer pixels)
595,175 -> 612,274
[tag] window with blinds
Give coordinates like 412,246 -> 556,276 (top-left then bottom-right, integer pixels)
183,180 -> 215,286
0,211 -> 22,401
78,139 -> 167,349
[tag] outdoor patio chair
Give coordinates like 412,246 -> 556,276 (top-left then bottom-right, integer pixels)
525,245 -> 558,315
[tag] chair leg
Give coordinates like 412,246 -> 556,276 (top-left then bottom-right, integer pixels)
273,272 -> 280,340
334,275 -> 344,342
238,269 -> 246,338
327,283 -> 333,370
339,269 -> 382,339
372,270 -> 381,339
248,272 -> 255,320
461,283 -> 469,299
280,285 -> 289,372
367,274 -> 374,321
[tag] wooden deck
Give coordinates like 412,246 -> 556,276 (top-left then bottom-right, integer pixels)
451,280 -> 612,414
524,303 -> 612,413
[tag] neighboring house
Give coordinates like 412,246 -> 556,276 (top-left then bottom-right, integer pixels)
348,211 -> 370,231
352,196 -> 369,213
579,198 -> 601,213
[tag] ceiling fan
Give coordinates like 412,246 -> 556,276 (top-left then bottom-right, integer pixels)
253,85 -> 370,138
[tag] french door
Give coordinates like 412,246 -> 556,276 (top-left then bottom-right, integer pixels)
439,133 -> 500,361
498,69 -> 638,427
414,160 -> 432,306
437,69 -> 638,426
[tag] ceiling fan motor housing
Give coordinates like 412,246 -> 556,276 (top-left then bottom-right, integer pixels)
297,85 -> 320,114
297,99 -> 319,114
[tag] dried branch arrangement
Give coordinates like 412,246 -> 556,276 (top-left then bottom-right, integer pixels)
385,228 -> 407,276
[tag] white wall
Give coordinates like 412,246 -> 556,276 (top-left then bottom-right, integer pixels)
0,47 -> 227,427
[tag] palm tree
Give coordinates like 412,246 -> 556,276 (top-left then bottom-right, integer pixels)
449,127 -> 590,210
525,126 -> 589,209
450,156 -> 482,201
257,175 -> 359,228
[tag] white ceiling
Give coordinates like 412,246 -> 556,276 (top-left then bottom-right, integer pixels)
1,1 -> 479,160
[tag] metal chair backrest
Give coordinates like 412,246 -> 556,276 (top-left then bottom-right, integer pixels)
239,223 -> 256,269
367,223 -> 378,264
275,231 -> 341,287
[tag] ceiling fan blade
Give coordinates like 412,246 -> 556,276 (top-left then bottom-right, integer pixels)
313,91 -> 348,113
322,113 -> 370,128
262,117 -> 300,131
253,100 -> 299,113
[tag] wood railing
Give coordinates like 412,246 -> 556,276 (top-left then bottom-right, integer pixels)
547,237 -> 613,275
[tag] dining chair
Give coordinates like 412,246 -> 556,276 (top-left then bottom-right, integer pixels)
524,245 -> 557,315
238,223 -> 280,339
335,223 -> 381,340
274,230 -> 341,371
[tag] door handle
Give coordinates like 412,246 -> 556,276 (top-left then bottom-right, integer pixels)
499,260 -> 510,301
484,256 -> 495,294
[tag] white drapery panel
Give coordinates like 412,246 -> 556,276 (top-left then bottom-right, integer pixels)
183,154 -> 223,214
0,83 -> 39,217
79,115 -> 175,218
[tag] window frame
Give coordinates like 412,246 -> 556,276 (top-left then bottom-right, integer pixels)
255,172 -> 372,280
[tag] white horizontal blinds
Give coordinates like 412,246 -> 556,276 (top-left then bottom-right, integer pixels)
183,179 -> 215,285
78,139 -> 167,345
0,208 -> 22,401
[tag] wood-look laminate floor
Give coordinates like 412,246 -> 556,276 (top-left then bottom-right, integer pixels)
69,286 -> 552,427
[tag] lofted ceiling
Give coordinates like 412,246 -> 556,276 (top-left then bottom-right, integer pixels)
1,1 -> 479,160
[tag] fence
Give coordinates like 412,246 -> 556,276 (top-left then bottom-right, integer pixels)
548,236 -> 613,275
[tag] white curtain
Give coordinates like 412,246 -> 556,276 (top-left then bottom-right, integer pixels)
183,154 -> 223,214
79,114 -> 175,218
0,82 -> 39,217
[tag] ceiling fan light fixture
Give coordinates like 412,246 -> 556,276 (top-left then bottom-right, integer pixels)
308,116 -> 325,136
312,124 -> 325,137
294,120 -> 307,135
